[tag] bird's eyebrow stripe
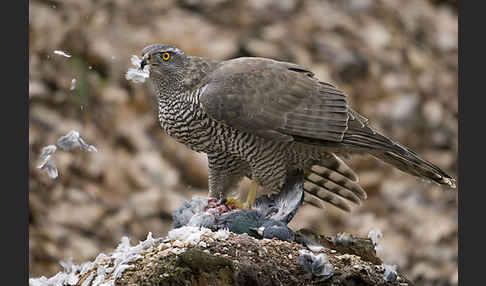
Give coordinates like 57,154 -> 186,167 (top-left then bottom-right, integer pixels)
160,47 -> 183,55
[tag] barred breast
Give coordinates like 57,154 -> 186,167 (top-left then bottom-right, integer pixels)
158,96 -> 215,153
157,89 -> 326,193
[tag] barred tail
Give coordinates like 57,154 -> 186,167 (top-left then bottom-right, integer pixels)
371,147 -> 456,188
341,113 -> 456,189
303,153 -> 367,212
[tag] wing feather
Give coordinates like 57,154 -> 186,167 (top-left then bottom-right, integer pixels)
199,57 -> 350,142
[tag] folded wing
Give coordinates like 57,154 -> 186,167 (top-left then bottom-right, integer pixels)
199,57 -> 349,143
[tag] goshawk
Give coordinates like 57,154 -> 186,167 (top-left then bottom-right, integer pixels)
140,43 -> 456,212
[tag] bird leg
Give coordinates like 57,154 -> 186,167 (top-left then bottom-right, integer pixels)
243,181 -> 259,209
217,181 -> 259,210
207,153 -> 248,208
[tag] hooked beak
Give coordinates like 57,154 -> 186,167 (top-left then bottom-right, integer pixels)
140,55 -> 148,70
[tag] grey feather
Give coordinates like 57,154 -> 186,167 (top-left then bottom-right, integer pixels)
199,57 -> 349,143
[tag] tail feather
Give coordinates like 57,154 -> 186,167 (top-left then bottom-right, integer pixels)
302,153 -> 368,212
342,112 -> 456,189
372,148 -> 456,188
303,180 -> 352,212
303,193 -> 326,209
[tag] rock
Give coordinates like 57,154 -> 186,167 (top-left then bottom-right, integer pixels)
296,229 -> 383,265
30,231 -> 415,285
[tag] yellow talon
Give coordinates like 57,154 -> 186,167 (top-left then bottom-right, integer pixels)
224,197 -> 244,209
222,181 -> 259,210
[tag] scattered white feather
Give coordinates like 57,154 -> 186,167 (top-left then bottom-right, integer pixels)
106,232 -> 158,279
94,253 -> 110,265
37,145 -> 57,168
29,259 -> 80,286
368,228 -> 383,252
125,68 -> 149,83
57,130 -> 98,152
38,131 -> 98,179
198,241 -> 207,248
53,50 -> 72,58
79,261 -> 95,275
91,265 -> 106,286
37,145 -> 59,179
70,78 -> 76,90
368,228 -> 382,245
125,55 -> 150,83
60,259 -> 80,285
44,159 -> 58,179
335,232 -> 352,245
306,242 -> 325,252
113,264 -> 132,279
29,233 -> 159,286
168,226 -> 212,244
383,264 -> 398,282
213,229 -> 230,240
29,276 -> 48,286
130,55 -> 139,66
298,249 -> 310,256
80,271 -> 95,286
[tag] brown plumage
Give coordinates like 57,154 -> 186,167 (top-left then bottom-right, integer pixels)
140,43 -> 456,212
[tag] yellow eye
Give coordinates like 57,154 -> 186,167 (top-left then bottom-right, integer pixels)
162,52 -> 170,61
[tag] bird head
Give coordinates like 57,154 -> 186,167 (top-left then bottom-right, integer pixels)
140,44 -> 187,77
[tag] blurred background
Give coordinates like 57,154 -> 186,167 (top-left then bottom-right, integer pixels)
29,0 -> 458,285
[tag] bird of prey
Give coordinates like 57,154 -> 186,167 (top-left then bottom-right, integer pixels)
139,43 -> 456,212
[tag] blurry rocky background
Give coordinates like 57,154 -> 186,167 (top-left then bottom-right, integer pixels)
29,0 -> 458,285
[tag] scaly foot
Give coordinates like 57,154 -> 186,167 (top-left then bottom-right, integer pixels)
223,197 -> 244,209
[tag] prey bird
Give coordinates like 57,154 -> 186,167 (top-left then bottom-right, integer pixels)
140,43 -> 456,212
